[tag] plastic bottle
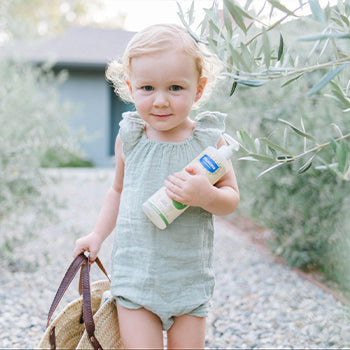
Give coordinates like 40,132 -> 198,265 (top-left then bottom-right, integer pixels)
142,134 -> 239,230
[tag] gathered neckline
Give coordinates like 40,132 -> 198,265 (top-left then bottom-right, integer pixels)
140,123 -> 197,146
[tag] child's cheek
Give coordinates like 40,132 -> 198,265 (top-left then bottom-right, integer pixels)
176,96 -> 194,114
134,95 -> 151,111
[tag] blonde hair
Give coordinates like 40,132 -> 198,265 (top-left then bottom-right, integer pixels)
106,23 -> 220,106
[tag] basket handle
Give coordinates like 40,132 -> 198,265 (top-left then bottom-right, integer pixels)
78,256 -> 110,296
81,257 -> 103,350
46,253 -> 109,327
46,253 -> 108,350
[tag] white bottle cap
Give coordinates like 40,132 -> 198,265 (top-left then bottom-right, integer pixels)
218,133 -> 240,159
217,144 -> 235,159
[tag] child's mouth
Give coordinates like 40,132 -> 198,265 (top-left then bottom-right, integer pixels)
152,114 -> 172,118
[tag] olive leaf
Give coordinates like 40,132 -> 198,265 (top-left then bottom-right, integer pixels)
309,0 -> 326,23
239,154 -> 276,163
278,119 -> 317,142
336,141 -> 350,174
277,33 -> 284,61
307,64 -> 346,97
262,28 -> 271,68
298,152 -> 319,174
224,0 -> 247,34
257,162 -> 285,178
260,137 -> 293,156
281,73 -> 303,88
230,81 -> 238,96
267,0 -> 296,16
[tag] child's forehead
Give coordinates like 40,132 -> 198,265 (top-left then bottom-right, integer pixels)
129,49 -> 198,78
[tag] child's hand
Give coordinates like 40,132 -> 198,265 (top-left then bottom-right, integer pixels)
73,232 -> 103,263
164,165 -> 214,208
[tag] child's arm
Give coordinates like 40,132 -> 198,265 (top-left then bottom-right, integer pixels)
73,135 -> 125,261
164,136 -> 239,216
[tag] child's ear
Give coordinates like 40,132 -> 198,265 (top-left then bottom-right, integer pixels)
194,77 -> 207,102
126,80 -> 133,94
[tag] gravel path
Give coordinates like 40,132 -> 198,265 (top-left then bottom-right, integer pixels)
0,168 -> 349,349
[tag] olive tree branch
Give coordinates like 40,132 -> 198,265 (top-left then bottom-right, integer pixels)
275,132 -> 350,164
244,1 -> 308,46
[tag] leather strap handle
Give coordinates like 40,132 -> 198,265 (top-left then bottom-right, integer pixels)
81,258 -> 103,350
79,257 -> 110,296
46,253 -> 109,350
46,253 -> 86,328
46,254 -> 110,327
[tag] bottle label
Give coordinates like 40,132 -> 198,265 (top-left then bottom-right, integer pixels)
143,187 -> 188,229
199,154 -> 219,173
172,200 -> 188,210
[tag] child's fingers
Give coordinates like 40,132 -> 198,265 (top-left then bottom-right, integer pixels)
165,187 -> 188,205
88,249 -> 99,263
73,246 -> 87,258
164,179 -> 188,202
73,233 -> 102,261
169,171 -> 189,181
73,247 -> 98,264
73,237 -> 90,258
164,176 -> 183,190
185,164 -> 202,175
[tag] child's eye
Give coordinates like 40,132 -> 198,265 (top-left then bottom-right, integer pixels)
170,85 -> 182,92
142,86 -> 154,91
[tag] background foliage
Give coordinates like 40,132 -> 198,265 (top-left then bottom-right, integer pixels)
189,0 -> 350,293
0,0 -> 92,258
181,0 -> 350,178
0,60 -> 84,256
200,77 -> 350,291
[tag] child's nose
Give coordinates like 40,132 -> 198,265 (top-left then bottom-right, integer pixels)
153,92 -> 169,107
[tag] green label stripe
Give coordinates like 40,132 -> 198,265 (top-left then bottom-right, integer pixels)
172,200 -> 188,210
146,201 -> 169,227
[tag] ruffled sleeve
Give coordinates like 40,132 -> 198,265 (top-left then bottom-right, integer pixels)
119,111 -> 145,156
193,111 -> 226,146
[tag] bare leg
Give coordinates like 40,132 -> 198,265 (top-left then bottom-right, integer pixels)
167,314 -> 206,349
116,301 -> 164,349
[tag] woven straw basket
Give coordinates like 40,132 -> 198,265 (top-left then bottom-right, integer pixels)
39,254 -> 123,349
77,291 -> 121,349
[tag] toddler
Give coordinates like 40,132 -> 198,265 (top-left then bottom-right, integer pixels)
73,23 -> 239,349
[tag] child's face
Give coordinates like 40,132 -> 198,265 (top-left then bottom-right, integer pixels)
126,48 -> 207,136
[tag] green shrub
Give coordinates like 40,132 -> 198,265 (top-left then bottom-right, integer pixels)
200,76 -> 350,292
250,164 -> 349,283
0,59 -> 81,256
40,147 -> 94,168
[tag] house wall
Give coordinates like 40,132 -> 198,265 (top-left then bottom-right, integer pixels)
58,69 -> 121,167
58,68 -> 134,167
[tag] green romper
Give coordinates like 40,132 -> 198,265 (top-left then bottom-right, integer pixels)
111,110 -> 226,330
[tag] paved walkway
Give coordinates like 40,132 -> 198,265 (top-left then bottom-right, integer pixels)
0,169 -> 349,349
